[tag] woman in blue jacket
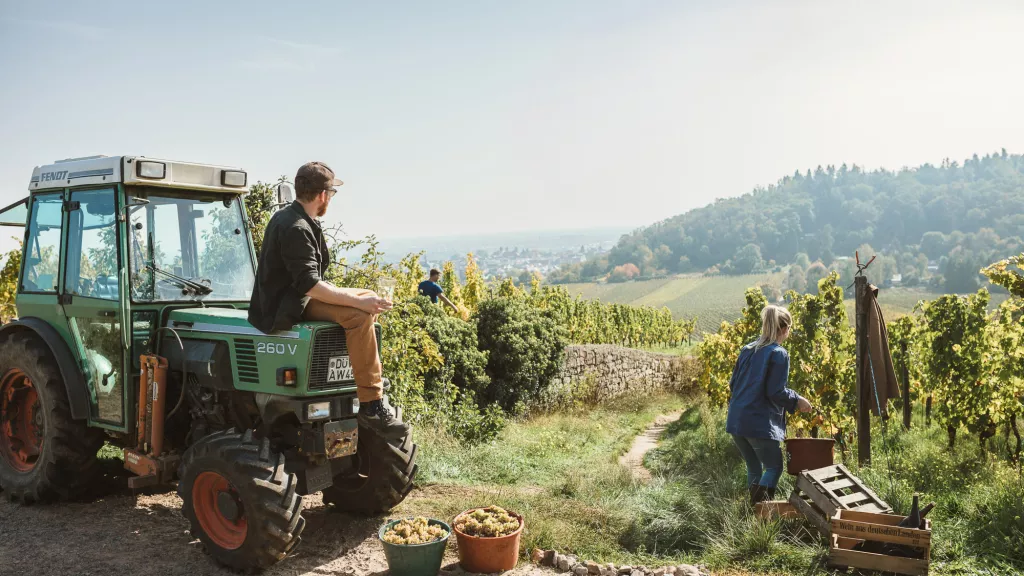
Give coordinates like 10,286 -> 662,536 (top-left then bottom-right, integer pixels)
726,305 -> 812,504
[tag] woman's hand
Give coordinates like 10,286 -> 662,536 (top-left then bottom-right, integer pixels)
796,396 -> 812,413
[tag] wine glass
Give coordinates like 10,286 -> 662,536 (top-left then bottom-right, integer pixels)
378,277 -> 397,305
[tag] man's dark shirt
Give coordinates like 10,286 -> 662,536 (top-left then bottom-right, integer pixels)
248,202 -> 329,333
418,280 -> 444,303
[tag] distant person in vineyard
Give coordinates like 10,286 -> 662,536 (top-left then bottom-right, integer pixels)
418,269 -> 459,314
725,305 -> 812,504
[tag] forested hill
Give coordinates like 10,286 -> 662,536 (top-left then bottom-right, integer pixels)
552,150 -> 1024,289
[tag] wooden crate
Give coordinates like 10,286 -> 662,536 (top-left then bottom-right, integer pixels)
788,488 -> 831,535
796,464 -> 892,519
828,510 -> 931,576
754,500 -> 801,519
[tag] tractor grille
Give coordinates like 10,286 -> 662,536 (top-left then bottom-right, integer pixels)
308,325 -> 381,391
309,327 -> 351,391
234,339 -> 260,385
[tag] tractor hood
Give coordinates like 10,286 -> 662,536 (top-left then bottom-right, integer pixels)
166,307 -> 329,340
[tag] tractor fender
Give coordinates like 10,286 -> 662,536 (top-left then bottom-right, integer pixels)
0,317 -> 92,420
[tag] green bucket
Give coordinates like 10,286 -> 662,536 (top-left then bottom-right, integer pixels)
378,518 -> 451,576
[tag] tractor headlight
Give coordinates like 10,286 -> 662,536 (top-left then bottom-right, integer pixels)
351,398 -> 360,414
221,170 -> 247,187
306,401 -> 331,421
137,161 -> 166,179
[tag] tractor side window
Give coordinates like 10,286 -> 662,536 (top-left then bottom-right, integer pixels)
64,189 -> 119,300
21,194 -> 63,293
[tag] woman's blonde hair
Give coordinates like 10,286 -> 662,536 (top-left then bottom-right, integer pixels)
754,305 -> 792,349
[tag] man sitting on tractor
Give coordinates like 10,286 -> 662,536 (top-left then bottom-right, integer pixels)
248,161 -> 408,437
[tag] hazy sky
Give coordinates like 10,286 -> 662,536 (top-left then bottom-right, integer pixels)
2,0 -> 1024,246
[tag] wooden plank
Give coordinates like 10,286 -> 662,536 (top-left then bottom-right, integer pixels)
796,474 -> 839,518
841,510 -> 907,526
852,502 -> 891,514
823,478 -> 856,490
789,489 -> 831,535
832,510 -> 932,548
808,465 -> 842,480
829,546 -> 929,576
839,492 -> 871,506
834,535 -> 865,549
836,464 -> 892,512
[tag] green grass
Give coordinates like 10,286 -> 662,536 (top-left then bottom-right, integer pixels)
402,394 -> 1024,575
397,393 -> 694,564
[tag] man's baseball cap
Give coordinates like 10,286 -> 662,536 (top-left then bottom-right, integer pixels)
295,161 -> 343,196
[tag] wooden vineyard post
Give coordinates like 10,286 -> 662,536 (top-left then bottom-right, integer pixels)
855,275 -> 871,466
901,340 -> 911,430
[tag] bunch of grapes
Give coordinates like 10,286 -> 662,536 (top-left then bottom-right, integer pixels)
382,517 -> 450,545
454,506 -> 520,537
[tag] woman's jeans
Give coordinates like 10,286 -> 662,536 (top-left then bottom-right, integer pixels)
731,434 -> 783,488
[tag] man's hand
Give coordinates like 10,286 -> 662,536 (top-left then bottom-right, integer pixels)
359,293 -> 393,315
796,396 -> 813,413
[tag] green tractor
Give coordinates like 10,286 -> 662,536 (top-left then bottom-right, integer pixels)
0,155 -> 417,570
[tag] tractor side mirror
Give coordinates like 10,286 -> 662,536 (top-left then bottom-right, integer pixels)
276,183 -> 295,206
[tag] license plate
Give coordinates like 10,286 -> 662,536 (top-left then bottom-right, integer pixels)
327,355 -> 354,382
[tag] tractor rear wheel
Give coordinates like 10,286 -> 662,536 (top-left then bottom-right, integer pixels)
178,429 -> 305,571
322,422 -> 418,514
0,332 -> 103,502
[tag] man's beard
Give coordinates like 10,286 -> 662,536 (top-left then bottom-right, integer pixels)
316,200 -> 328,217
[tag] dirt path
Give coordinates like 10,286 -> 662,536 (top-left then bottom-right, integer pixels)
619,411 -> 682,481
0,462 -> 555,576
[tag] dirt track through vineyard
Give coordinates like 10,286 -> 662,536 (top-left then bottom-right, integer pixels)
619,411 -> 682,481
0,461 -> 554,576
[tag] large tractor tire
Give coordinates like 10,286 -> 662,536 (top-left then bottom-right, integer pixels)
322,423 -> 418,514
178,429 -> 305,571
0,332 -> 103,502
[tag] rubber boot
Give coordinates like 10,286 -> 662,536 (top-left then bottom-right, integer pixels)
748,483 -> 759,505
765,487 -> 777,502
750,485 -> 768,505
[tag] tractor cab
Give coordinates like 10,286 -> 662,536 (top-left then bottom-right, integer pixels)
0,155 -> 416,572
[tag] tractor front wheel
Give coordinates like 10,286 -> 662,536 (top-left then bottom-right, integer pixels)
0,332 -> 103,502
178,429 -> 305,571
322,422 -> 418,514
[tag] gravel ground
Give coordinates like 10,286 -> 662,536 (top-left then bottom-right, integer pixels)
0,461 -> 557,576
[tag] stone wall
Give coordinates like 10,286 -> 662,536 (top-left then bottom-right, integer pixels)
536,345 -> 699,410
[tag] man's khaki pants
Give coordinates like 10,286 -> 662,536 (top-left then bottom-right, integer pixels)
303,297 -> 383,403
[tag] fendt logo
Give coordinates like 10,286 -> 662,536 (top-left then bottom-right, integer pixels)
39,171 -> 68,182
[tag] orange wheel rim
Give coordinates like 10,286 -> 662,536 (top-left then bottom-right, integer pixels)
0,369 -> 42,472
192,471 -> 248,550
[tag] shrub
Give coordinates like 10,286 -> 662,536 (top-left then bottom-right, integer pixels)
414,296 -> 490,395
475,297 -> 567,412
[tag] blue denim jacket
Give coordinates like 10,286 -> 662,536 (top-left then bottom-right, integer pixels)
725,342 -> 799,442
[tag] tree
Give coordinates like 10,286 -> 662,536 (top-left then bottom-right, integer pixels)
786,264 -> 808,293
806,262 -> 828,294
474,297 -> 567,412
730,243 -> 763,275
608,263 -> 640,283
943,247 -> 982,293
440,261 -> 464,310
462,253 -> 487,312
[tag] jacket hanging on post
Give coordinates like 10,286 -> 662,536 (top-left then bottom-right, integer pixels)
864,283 -> 901,416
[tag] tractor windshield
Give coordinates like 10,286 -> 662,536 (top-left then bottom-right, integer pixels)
127,189 -> 255,302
